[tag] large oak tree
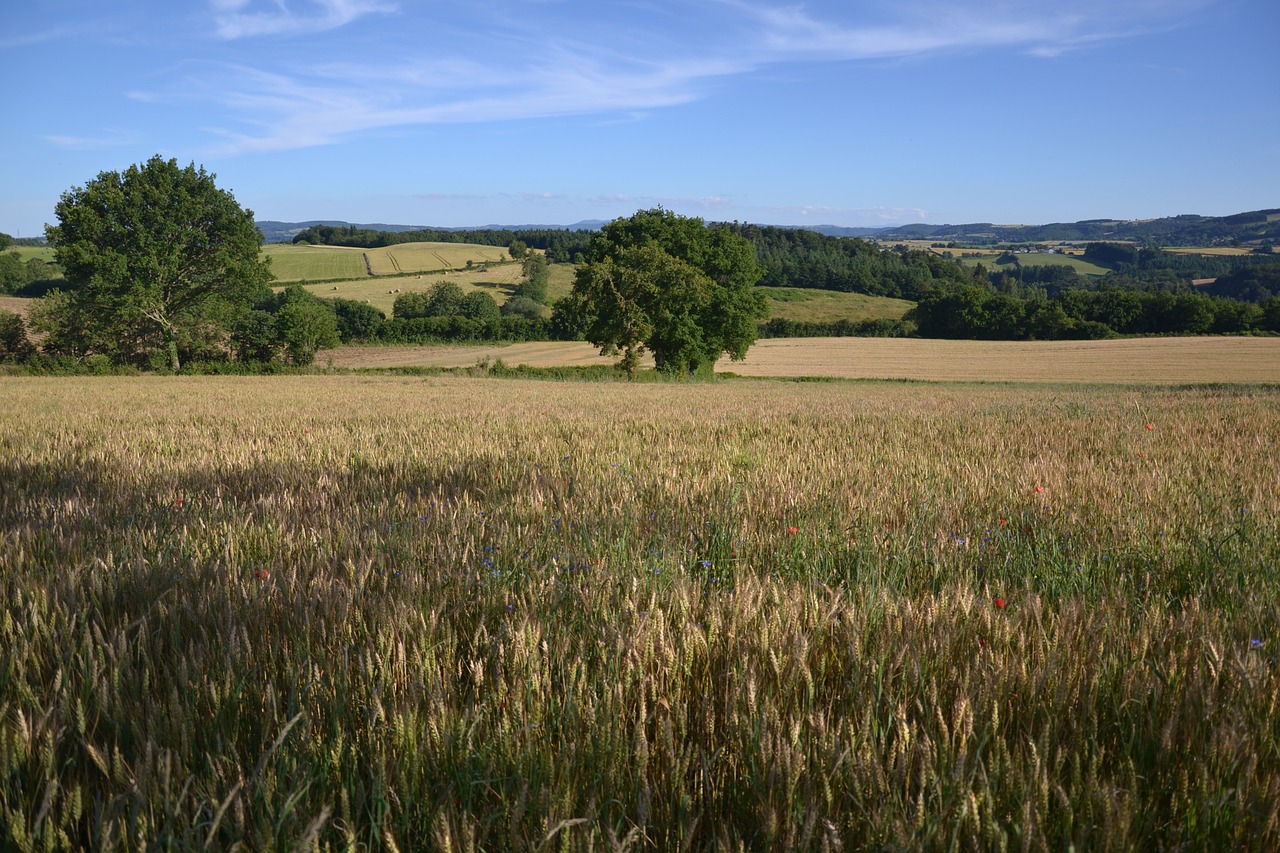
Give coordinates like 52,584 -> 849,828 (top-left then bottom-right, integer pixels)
46,155 -> 272,370
557,208 -> 767,376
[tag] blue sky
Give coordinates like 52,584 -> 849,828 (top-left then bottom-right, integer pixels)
2,0 -> 1277,236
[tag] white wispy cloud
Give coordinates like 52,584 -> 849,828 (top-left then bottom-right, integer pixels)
45,128 -> 141,150
165,0 -> 1214,155
211,0 -> 397,39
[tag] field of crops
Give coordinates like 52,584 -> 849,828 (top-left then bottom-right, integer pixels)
2,373 -> 1278,850
363,243 -> 511,277
264,242 -> 516,285
325,335 -> 1280,384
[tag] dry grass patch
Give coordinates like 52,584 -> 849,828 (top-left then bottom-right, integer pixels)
363,242 -> 511,276
0,295 -> 33,317
723,336 -> 1280,383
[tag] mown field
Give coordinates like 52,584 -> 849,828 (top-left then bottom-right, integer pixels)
264,242 -> 517,284
2,373 -> 1279,850
951,252 -> 1111,276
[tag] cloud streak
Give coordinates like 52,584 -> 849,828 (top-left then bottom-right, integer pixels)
170,0 -> 1214,155
211,0 -> 396,39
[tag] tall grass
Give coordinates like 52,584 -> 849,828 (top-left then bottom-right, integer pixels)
2,376 -> 1278,850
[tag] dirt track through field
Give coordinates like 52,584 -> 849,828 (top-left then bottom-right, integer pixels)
325,336 -> 1280,384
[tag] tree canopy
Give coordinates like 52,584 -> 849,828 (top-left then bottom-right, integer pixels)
556,209 -> 767,376
45,155 -> 272,370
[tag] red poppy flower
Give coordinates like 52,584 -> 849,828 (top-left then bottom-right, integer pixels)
994,597 -> 1006,609
1146,423 -> 1154,430
1034,485 -> 1044,494
255,569 -> 269,579
787,526 -> 799,535
998,518 -> 1007,527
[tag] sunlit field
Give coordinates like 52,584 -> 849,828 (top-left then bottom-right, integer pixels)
325,335 -> 1280,384
3,374 -> 1279,850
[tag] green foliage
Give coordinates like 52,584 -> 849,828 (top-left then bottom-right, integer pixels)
560,209 -> 767,376
911,283 -> 1266,340
457,291 -> 500,323
0,232 -> 12,252
518,252 -> 549,303
231,309 -> 279,363
276,299 -> 339,366
500,295 -> 549,320
331,298 -> 385,340
507,238 -> 528,260
44,155 -> 273,370
0,311 -> 35,362
729,223 -> 980,298
393,281 -> 464,320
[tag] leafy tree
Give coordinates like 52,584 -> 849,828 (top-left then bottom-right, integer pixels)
458,291 -> 501,323
518,253 -> 550,303
501,296 -> 548,320
231,309 -> 279,363
0,233 -> 13,252
45,155 -> 272,370
0,310 -> 35,362
0,253 -> 25,295
393,281 -> 467,320
273,288 -> 340,365
508,239 -> 528,260
558,209 -> 766,376
332,298 -> 385,340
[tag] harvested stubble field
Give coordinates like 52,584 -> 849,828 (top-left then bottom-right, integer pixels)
326,335 -> 1280,384
2,374 -> 1279,850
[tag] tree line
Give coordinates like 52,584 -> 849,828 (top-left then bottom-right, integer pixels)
291,224 -> 593,263
910,284 -> 1280,340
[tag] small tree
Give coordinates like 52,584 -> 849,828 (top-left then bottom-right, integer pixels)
556,208 -> 766,376
276,300 -> 339,365
458,291 -> 501,323
46,155 -> 272,370
0,310 -> 35,362
518,253 -> 549,304
508,239 -> 529,260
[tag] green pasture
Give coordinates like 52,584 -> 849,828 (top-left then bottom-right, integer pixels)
760,287 -> 913,323
262,244 -> 368,281
958,252 -> 1110,276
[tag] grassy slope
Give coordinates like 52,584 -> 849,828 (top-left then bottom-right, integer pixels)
760,287 -> 912,323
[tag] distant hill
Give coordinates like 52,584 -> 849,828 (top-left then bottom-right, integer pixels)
257,219 -> 605,243
258,210 -> 1278,246
870,209 -> 1280,246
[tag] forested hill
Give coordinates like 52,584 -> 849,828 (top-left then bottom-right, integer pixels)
287,220 -> 984,300
726,224 -> 980,299
873,209 -> 1280,246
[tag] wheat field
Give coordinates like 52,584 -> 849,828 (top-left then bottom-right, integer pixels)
325,335 -> 1280,384
2,374 -> 1279,850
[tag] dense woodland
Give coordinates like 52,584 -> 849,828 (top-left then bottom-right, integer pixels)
874,208 -> 1280,245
